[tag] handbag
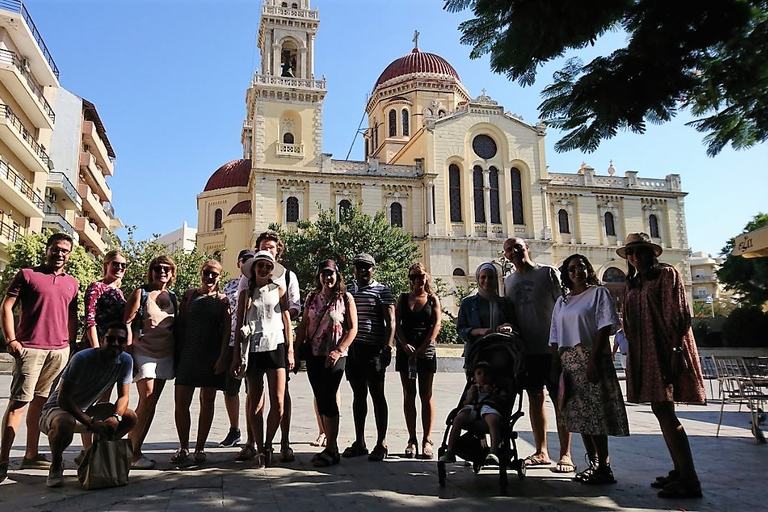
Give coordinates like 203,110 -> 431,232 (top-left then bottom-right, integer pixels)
77,438 -> 133,490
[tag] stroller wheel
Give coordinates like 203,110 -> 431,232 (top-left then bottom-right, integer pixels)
500,465 -> 508,495
438,461 -> 446,487
517,459 -> 526,480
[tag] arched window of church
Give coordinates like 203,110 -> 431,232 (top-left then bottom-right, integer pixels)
602,267 -> 626,283
511,167 -> 524,225
473,166 -> 485,223
449,163 -> 462,222
286,196 -> 299,222
390,202 -> 403,227
291,2 -> 298,7
649,213 -> 660,238
558,209 -> 570,234
489,166 -> 500,224
388,109 -> 397,137
281,2 -> 287,6
283,132 -> 294,144
604,211 -> 616,236
339,199 -> 352,220
213,208 -> 223,230
364,139 -> 369,159
453,268 -> 466,276
402,109 -> 409,136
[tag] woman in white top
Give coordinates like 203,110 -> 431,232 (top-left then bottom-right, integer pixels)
549,254 -> 629,485
232,251 -> 293,468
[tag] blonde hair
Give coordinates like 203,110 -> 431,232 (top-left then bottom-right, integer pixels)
201,259 -> 223,291
102,249 -> 126,287
145,254 -> 177,288
409,261 -> 433,295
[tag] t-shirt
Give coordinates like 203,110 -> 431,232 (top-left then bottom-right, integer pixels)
237,268 -> 300,315
549,286 -> 618,349
224,276 -> 247,346
613,330 -> 628,354
43,348 -> 133,412
504,265 -> 561,355
5,266 -> 78,350
347,280 -> 395,346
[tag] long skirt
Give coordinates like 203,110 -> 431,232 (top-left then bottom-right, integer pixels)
560,345 -> 630,437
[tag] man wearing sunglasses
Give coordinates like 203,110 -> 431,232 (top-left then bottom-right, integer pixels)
38,322 -> 137,487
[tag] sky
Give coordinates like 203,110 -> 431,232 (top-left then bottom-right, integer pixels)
24,0 -> 767,257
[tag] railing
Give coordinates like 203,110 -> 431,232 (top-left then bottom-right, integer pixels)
692,275 -> 716,282
276,142 -> 303,156
0,158 -> 43,209
47,171 -> 81,207
0,0 -> 59,78
262,4 -> 319,19
103,201 -> 115,219
252,74 -> 326,90
0,219 -> 21,242
0,104 -> 51,166
0,49 -> 55,123
42,212 -> 75,237
549,172 -> 677,192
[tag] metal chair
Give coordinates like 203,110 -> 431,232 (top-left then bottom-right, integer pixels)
713,356 -> 768,442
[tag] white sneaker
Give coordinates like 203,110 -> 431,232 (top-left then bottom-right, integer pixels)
46,466 -> 64,488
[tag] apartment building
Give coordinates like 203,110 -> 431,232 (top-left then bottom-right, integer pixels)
0,0 -> 58,267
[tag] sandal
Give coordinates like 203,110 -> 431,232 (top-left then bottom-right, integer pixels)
342,440 -> 368,458
235,445 -> 256,462
574,455 -> 598,482
193,451 -> 207,464
421,439 -> 434,460
651,469 -> 679,489
550,456 -> 576,473
404,438 -> 418,459
658,479 -> 703,499
368,444 -> 388,462
281,446 -> 296,463
252,453 -> 266,469
524,453 -> 552,466
263,445 -> 274,467
310,433 -> 326,447
312,449 -> 340,467
169,449 -> 190,464
580,464 -> 616,485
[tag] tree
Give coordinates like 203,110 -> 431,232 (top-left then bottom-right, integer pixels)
0,230 -> 101,321
271,205 -> 420,297
717,213 -> 768,309
444,0 -> 768,156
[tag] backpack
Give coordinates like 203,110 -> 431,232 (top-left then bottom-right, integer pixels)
133,286 -> 178,338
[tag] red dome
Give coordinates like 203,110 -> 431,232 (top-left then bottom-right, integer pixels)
228,200 -> 251,215
204,159 -> 251,191
374,48 -> 460,88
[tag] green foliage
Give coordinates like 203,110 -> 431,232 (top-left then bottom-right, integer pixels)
717,213 -> 768,309
692,297 -> 737,319
721,306 -> 768,347
436,317 -> 460,344
444,0 -> 768,156
0,230 -> 101,320
271,204 -> 420,298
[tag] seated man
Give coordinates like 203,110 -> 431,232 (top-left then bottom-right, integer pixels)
39,322 -> 137,488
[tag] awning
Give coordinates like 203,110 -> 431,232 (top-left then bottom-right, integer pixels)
732,225 -> 768,258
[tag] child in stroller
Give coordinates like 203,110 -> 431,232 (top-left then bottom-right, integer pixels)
439,360 -> 508,466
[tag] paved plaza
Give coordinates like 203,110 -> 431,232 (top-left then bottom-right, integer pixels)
0,364 -> 764,511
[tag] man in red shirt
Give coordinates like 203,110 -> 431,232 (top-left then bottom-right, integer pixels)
0,233 -> 78,482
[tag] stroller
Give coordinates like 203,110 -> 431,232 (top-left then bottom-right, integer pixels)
437,332 -> 527,494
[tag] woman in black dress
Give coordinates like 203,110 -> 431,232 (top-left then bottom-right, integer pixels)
395,262 -> 441,459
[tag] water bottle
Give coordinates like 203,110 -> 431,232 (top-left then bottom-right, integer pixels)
408,357 -> 417,380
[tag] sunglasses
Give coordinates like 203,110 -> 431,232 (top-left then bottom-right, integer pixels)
203,270 -> 220,278
567,264 -> 587,274
320,269 -> 335,277
409,274 -> 426,281
110,261 -> 127,270
104,334 -> 128,344
255,261 -> 274,270
624,248 -> 648,256
152,265 -> 172,273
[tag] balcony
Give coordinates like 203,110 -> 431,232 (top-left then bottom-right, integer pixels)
0,48 -> 55,128
81,121 -> 114,176
0,158 -> 43,217
79,152 -> 111,202
0,0 -> 59,83
74,215 -> 107,255
42,211 -> 75,238
276,142 -> 304,157
0,219 -> 22,245
46,171 -> 82,209
77,183 -> 109,229
0,104 -> 51,172
692,274 -> 717,283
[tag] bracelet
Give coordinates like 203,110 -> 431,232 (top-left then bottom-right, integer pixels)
6,339 -> 16,345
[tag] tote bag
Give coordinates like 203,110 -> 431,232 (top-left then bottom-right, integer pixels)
77,438 -> 133,490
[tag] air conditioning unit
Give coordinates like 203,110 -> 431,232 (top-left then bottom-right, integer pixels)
46,189 -> 57,202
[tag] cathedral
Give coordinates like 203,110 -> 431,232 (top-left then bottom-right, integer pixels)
195,0 -> 691,308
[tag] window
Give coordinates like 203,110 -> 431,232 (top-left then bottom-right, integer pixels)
649,214 -> 660,238
213,208 -> 222,230
388,109 -> 396,137
401,109 -> 409,136
291,2 -> 298,7
286,196 -> 299,222
489,166 -> 500,224
452,268 -> 466,276
510,167 -> 524,225
390,202 -> 403,227
558,209 -> 569,234
339,199 -> 352,219
472,134 -> 497,159
449,164 -> 462,222
283,132 -> 294,144
604,211 -> 616,236
602,267 -> 625,283
473,166 -> 485,223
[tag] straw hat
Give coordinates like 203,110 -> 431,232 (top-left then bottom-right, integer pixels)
617,233 -> 663,259
241,250 -> 285,280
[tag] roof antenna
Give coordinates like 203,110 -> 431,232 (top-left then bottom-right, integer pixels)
345,93 -> 369,160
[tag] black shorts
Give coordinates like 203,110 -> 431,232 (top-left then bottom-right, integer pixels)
345,344 -> 387,383
246,344 -> 286,375
224,346 -> 245,397
394,354 -> 437,374
524,353 -> 557,397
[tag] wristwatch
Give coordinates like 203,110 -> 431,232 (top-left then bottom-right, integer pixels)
112,413 -> 122,422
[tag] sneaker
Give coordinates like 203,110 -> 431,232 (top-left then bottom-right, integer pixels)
0,460 -> 9,483
484,452 -> 499,466
438,451 -> 456,463
20,453 -> 51,470
46,465 -> 64,488
219,428 -> 242,447
368,444 -> 388,462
